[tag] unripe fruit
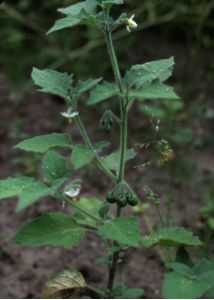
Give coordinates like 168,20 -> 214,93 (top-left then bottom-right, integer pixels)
106,192 -> 116,204
117,196 -> 127,208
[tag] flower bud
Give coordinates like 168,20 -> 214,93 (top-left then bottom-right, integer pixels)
100,110 -> 114,133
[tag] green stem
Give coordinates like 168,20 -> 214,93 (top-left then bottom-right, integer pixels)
63,196 -> 102,224
118,106 -> 128,182
107,206 -> 122,298
105,31 -> 128,183
105,32 -> 123,93
75,115 -> 117,182
104,19 -> 129,297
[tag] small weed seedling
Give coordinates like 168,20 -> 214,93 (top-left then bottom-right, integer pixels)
1,0 -> 213,298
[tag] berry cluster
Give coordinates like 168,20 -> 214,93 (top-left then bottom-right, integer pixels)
106,182 -> 138,207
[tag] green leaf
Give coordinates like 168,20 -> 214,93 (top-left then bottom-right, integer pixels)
16,182 -> 52,212
32,68 -> 72,99
15,133 -> 71,153
74,77 -> 102,96
72,144 -> 93,170
98,0 -> 124,7
48,0 -> 98,35
130,82 -> 179,101
58,0 -> 98,16
47,16 -> 81,34
101,149 -> 136,172
0,177 -> 36,200
42,268 -> 87,299
73,198 -> 103,228
43,150 -> 69,184
194,259 -> 214,275
13,212 -> 85,248
48,12 -> 98,35
167,262 -> 193,277
99,216 -> 141,247
142,227 -> 202,247
163,272 -> 208,299
71,142 -> 109,170
108,0 -> 124,4
87,82 -> 118,105
93,141 -> 110,153
125,57 -> 174,88
120,288 -> 144,299
163,259 -> 214,299
193,260 -> 214,298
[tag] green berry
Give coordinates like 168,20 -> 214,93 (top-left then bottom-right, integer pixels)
106,192 -> 116,204
117,196 -> 127,208
127,196 -> 138,206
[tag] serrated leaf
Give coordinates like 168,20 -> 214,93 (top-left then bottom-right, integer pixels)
0,177 -> 36,200
48,6 -> 98,34
163,272 -> 208,299
43,150 -> 69,184
72,144 -> 94,170
73,198 -> 103,228
142,227 -> 202,247
130,82 -> 179,101
99,216 -> 141,247
163,259 -> 214,299
87,82 -> 118,105
194,259 -> 214,275
74,77 -> 102,96
58,0 -> 98,16
42,268 -> 86,299
16,182 -> 52,212
167,262 -> 193,277
13,212 -> 85,248
32,68 -> 72,99
72,142 -> 109,170
125,57 -> 174,88
51,0 -> 98,34
93,141 -> 110,153
101,149 -> 136,172
47,16 -> 81,34
15,133 -> 71,153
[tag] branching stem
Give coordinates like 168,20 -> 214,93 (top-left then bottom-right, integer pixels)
75,114 -> 117,182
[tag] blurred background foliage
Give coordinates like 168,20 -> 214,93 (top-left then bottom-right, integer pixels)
0,0 -> 213,96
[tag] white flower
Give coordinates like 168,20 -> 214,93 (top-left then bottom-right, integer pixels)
61,108 -> 78,123
64,179 -> 82,198
126,15 -> 138,32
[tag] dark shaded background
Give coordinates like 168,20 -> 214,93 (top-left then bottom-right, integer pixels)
0,0 -> 213,298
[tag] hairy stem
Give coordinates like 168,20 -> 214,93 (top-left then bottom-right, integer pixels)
105,31 -> 128,183
105,22 -> 129,296
75,114 -> 117,182
118,106 -> 128,182
107,206 -> 122,298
